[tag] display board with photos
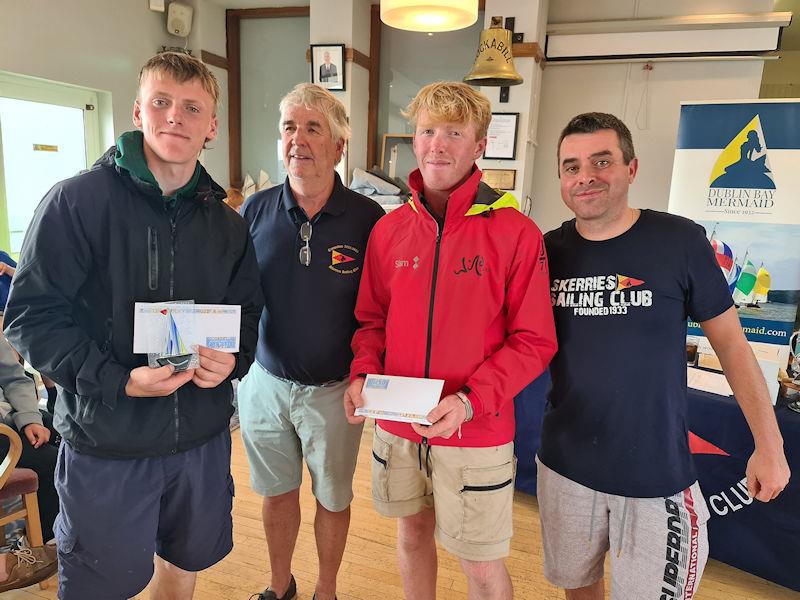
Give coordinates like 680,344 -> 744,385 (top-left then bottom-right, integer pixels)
668,100 -> 800,406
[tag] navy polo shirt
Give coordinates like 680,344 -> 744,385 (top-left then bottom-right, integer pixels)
242,174 -> 384,385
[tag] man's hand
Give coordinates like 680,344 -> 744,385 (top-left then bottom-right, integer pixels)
411,394 -> 467,440
125,364 -> 194,397
23,423 -> 50,448
746,446 -> 790,502
0,262 -> 15,278
192,346 -> 236,389
344,378 -> 366,424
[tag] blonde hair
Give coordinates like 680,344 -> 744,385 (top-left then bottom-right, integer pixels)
403,82 -> 492,140
278,83 -> 352,144
138,51 -> 220,112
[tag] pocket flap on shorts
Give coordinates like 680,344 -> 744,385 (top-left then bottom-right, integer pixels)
461,461 -> 514,493
372,430 -> 391,468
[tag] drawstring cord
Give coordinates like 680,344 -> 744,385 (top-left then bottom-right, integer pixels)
417,440 -> 432,477
588,491 -> 597,547
617,497 -> 629,558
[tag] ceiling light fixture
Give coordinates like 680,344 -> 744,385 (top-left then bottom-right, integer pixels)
381,0 -> 479,33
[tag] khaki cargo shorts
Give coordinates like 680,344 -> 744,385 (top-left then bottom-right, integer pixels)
371,424 -> 516,562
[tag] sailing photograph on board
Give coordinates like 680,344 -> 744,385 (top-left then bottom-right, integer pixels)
700,220 -> 800,334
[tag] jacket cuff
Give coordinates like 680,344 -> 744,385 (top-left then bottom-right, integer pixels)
229,352 -> 244,382
462,385 -> 486,418
12,410 -> 43,431
349,359 -> 382,382
102,363 -> 131,409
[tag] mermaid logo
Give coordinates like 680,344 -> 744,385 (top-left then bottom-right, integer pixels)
709,115 -> 775,190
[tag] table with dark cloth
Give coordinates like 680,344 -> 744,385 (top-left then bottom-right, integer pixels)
513,372 -> 800,592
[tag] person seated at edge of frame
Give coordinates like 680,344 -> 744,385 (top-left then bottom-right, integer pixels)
0,331 -> 58,592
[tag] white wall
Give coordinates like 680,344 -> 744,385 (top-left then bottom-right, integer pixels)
477,0 -> 548,210
530,0 -> 772,233
310,0 -> 372,179
0,0 -> 229,185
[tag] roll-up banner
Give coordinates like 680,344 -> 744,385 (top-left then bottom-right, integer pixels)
668,100 -> 800,404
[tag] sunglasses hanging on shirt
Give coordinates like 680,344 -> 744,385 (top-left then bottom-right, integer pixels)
299,221 -> 312,266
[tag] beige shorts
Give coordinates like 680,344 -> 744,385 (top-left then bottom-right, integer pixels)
371,424 -> 516,562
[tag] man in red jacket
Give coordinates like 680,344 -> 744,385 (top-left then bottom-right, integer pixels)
344,82 -> 557,600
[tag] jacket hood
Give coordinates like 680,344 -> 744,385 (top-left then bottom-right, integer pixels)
93,140 -> 226,206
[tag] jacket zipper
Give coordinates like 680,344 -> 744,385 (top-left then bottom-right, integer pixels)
169,213 -> 177,301
424,223 -> 442,379
422,222 -> 442,448
147,227 -> 159,291
169,206 -> 179,453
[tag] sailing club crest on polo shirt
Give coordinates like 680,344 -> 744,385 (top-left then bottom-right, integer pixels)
550,273 -> 652,317
328,244 -> 360,274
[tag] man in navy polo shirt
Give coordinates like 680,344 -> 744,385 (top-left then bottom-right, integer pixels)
538,112 -> 790,599
239,83 -> 384,600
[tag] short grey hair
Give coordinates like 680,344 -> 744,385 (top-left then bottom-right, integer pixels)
278,83 -> 351,145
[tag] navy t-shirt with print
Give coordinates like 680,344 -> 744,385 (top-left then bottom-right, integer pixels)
539,209 -> 734,498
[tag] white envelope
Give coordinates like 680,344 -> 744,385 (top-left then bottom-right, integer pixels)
133,302 -> 241,354
355,374 -> 444,425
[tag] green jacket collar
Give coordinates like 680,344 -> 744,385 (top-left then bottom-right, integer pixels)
114,130 -> 201,206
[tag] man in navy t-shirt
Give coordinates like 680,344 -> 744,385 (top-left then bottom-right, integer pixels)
537,113 -> 790,600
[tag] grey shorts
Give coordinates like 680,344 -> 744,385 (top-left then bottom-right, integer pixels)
371,424 -> 516,562
238,362 -> 363,512
536,456 -> 710,598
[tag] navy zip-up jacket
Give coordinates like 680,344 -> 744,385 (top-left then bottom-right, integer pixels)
4,147 -> 263,459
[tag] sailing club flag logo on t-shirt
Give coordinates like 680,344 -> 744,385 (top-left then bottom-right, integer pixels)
328,244 -> 360,275
551,273 -> 651,317
331,250 -> 355,265
615,274 -> 645,291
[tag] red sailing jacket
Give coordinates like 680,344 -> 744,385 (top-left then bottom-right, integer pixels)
350,167 -> 557,447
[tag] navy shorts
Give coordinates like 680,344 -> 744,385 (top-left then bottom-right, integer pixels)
54,430 -> 234,600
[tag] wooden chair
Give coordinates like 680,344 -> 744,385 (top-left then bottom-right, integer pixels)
0,423 -> 51,590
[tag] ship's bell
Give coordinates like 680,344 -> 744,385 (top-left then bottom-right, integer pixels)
464,22 -> 523,86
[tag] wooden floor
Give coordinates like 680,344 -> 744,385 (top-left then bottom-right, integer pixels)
7,423 -> 798,599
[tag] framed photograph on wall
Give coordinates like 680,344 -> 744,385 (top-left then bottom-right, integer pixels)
484,112 -> 519,160
482,168 -> 516,190
311,44 -> 346,91
380,134 -> 415,183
